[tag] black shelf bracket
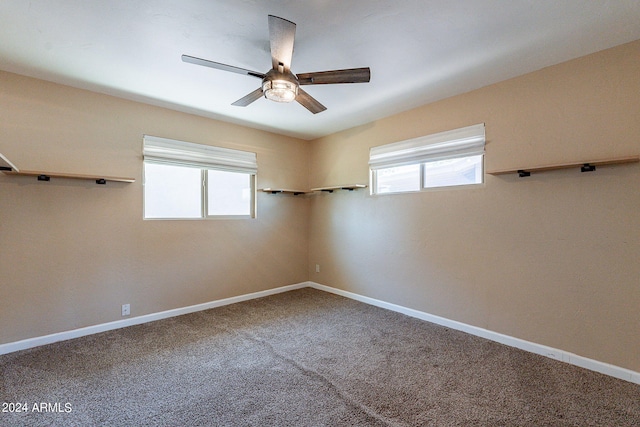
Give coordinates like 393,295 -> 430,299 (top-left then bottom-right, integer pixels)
581,163 -> 596,173
37,174 -> 50,182
517,170 -> 531,178
95,178 -> 107,185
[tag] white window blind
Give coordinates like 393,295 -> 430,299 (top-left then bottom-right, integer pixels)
143,135 -> 257,174
369,123 -> 485,170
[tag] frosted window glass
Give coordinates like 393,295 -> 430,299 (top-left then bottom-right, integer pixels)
207,170 -> 251,216
144,163 -> 202,218
375,164 -> 421,194
423,155 -> 483,188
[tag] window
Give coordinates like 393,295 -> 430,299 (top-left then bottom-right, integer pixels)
369,123 -> 485,194
144,163 -> 203,218
143,136 -> 257,219
423,155 -> 483,189
375,164 -> 421,194
206,169 -> 253,216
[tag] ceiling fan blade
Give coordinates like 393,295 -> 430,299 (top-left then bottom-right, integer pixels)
231,87 -> 264,107
297,67 -> 371,85
296,88 -> 326,114
268,15 -> 296,71
182,55 -> 265,79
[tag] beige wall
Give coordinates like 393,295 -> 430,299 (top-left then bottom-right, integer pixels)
0,71 -> 310,344
308,40 -> 640,371
2,40 -> 639,374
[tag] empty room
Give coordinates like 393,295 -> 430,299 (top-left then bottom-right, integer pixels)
1,1 -> 639,425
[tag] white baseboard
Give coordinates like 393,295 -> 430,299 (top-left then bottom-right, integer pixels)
2,280 -> 638,386
0,282 -> 309,356
308,282 -> 640,385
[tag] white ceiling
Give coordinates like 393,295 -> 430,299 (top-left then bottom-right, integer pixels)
1,1 -> 640,140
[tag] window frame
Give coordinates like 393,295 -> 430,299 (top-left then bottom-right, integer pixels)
371,154 -> 485,195
142,136 -> 257,220
370,163 -> 422,195
369,124 -> 485,196
143,161 -> 256,220
203,168 -> 256,219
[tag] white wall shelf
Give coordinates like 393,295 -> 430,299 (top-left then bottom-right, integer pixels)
259,188 -> 308,195
487,155 -> 639,177
0,152 -> 135,184
0,153 -> 19,172
260,184 -> 368,196
258,184 -> 367,196
310,184 -> 367,193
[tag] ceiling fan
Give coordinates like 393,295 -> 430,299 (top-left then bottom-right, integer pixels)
182,15 -> 371,114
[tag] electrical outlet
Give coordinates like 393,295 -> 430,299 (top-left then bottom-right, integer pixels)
121,303 -> 130,317
315,264 -> 320,273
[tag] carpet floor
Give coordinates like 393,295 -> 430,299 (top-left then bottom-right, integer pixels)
1,288 -> 639,426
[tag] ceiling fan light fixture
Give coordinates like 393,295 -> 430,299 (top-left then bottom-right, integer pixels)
183,15 -> 368,113
262,79 -> 298,103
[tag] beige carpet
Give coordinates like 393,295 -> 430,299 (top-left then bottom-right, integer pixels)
1,288 -> 639,426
